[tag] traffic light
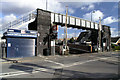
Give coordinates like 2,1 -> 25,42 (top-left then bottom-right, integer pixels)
51,33 -> 57,39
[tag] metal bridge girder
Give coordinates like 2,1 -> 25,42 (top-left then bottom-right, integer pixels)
51,12 -> 99,30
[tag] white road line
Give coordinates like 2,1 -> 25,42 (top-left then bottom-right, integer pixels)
45,58 -> 48,59
0,57 -> 117,78
89,56 -> 94,57
52,59 -> 100,69
44,59 -> 64,66
45,60 -> 64,66
109,59 -> 118,62
97,57 -> 118,62
0,71 -> 25,75
98,57 -> 109,60
0,68 -> 52,78
0,71 -> 29,78
64,59 -> 99,68
51,57 -> 115,69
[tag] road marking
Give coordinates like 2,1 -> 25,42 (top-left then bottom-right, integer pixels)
97,57 -> 118,61
1,57 -> 118,78
99,57 -> 108,60
99,57 -> 118,62
109,59 -> 118,62
115,56 -> 119,57
45,58 -> 48,59
52,59 -> 100,69
89,56 -> 94,57
0,67 -> 49,76
1,58 -> 99,77
0,68 -> 53,78
44,59 -> 64,66
51,57 -> 117,69
0,71 -> 29,78
64,59 -> 99,67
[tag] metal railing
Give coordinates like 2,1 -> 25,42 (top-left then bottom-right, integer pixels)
80,31 -> 92,43
1,10 -> 37,32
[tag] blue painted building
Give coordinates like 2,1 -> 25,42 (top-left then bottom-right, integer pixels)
2,29 -> 37,58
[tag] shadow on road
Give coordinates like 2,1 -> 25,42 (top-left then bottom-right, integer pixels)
9,65 -> 34,74
61,69 -> 118,78
9,62 -> 55,75
8,62 -> 118,79
21,63 -> 53,70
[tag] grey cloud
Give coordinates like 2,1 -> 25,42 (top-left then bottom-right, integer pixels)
2,2 -> 35,16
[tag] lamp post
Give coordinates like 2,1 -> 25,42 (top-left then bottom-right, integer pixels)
91,11 -> 95,21
46,0 -> 47,10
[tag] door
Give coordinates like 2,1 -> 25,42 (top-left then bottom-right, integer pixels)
7,38 -> 35,58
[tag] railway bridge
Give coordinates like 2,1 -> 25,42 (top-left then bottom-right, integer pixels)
1,8 -> 111,57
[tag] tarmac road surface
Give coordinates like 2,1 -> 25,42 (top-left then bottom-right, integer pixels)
0,51 -> 119,79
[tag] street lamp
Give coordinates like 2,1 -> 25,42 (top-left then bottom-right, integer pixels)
91,11 -> 95,21
46,0 -> 47,10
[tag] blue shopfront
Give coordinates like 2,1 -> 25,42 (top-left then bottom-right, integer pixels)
3,29 -> 37,58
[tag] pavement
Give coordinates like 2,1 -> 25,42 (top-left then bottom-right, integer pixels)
1,51 -> 119,63
0,55 -> 69,64
1,56 -> 44,64
0,51 -> 119,79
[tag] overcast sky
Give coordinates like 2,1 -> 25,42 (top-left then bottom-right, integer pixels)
0,0 -> 119,38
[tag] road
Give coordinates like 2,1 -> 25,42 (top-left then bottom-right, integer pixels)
0,51 -> 119,79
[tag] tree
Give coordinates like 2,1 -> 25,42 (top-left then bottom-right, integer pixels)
69,37 -> 75,43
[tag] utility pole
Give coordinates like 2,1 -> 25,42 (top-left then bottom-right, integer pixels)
64,6 -> 68,55
98,17 -> 102,52
65,6 -> 68,47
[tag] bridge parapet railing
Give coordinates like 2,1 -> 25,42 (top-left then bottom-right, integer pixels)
51,12 -> 99,30
1,10 -> 37,32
